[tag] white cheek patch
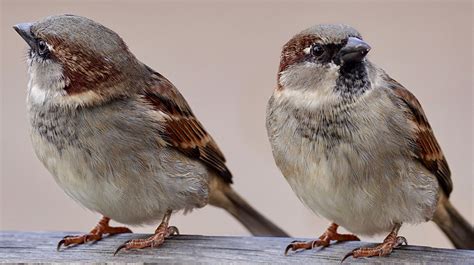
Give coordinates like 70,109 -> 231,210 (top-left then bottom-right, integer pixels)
27,60 -> 69,105
29,84 -> 48,105
277,85 -> 340,110
277,62 -> 341,109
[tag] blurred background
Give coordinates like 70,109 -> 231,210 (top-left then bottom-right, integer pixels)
1,0 -> 472,249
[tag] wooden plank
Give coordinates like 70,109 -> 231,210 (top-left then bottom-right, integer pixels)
1,231 -> 473,263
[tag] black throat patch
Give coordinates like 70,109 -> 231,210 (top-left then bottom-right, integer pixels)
335,63 -> 370,98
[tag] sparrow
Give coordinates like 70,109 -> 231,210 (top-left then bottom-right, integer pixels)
13,14 -> 288,254
266,24 -> 474,260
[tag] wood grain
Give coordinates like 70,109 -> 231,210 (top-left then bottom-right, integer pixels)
1,231 -> 473,264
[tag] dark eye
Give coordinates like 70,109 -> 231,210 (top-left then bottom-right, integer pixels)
37,40 -> 48,55
311,44 -> 324,57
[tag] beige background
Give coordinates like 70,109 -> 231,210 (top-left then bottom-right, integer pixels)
1,0 -> 472,249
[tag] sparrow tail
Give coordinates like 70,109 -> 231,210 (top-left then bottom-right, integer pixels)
209,177 -> 288,237
433,193 -> 474,249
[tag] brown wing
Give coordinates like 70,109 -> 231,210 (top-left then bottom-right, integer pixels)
143,69 -> 232,183
387,76 -> 452,196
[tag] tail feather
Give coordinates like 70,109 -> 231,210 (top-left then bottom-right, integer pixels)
433,193 -> 474,249
209,177 -> 288,237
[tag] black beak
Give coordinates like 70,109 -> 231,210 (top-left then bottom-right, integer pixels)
13,22 -> 36,49
339,37 -> 371,64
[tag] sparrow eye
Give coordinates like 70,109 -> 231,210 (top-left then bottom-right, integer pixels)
311,44 -> 324,57
37,40 -> 49,55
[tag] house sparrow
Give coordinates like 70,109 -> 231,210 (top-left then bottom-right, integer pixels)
266,24 -> 474,260
13,14 -> 288,254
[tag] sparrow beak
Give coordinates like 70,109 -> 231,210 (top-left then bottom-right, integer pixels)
13,22 -> 36,49
339,37 -> 371,64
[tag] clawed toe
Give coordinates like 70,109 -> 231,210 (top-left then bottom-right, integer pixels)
284,223 -> 360,255
114,234 -> 166,255
341,235 -> 407,263
56,217 -> 132,251
114,210 -> 177,256
285,240 -> 315,255
114,225 -> 179,255
57,234 -> 100,251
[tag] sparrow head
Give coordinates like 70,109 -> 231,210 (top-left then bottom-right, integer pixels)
14,14 -> 149,106
277,24 -> 371,95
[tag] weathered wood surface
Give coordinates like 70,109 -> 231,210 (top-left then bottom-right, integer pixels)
1,231 -> 473,264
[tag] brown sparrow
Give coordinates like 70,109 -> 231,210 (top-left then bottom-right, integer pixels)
13,14 -> 288,254
266,24 -> 474,260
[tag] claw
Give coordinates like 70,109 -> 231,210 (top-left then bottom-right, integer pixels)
284,240 -> 302,255
341,250 -> 354,263
341,245 -> 366,263
57,239 -> 66,251
113,241 -> 129,256
284,244 -> 294,256
311,240 -> 321,248
167,226 -> 180,237
397,236 -> 408,246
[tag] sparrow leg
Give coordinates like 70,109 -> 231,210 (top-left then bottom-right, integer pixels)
285,223 -> 360,255
57,216 -> 132,250
342,223 -> 407,262
114,210 -> 179,255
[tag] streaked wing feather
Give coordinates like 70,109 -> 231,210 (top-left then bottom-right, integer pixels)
387,76 -> 452,196
143,70 -> 232,183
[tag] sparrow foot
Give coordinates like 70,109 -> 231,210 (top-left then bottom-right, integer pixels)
114,210 -> 178,255
57,216 -> 132,251
285,223 -> 359,255
341,223 -> 406,262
